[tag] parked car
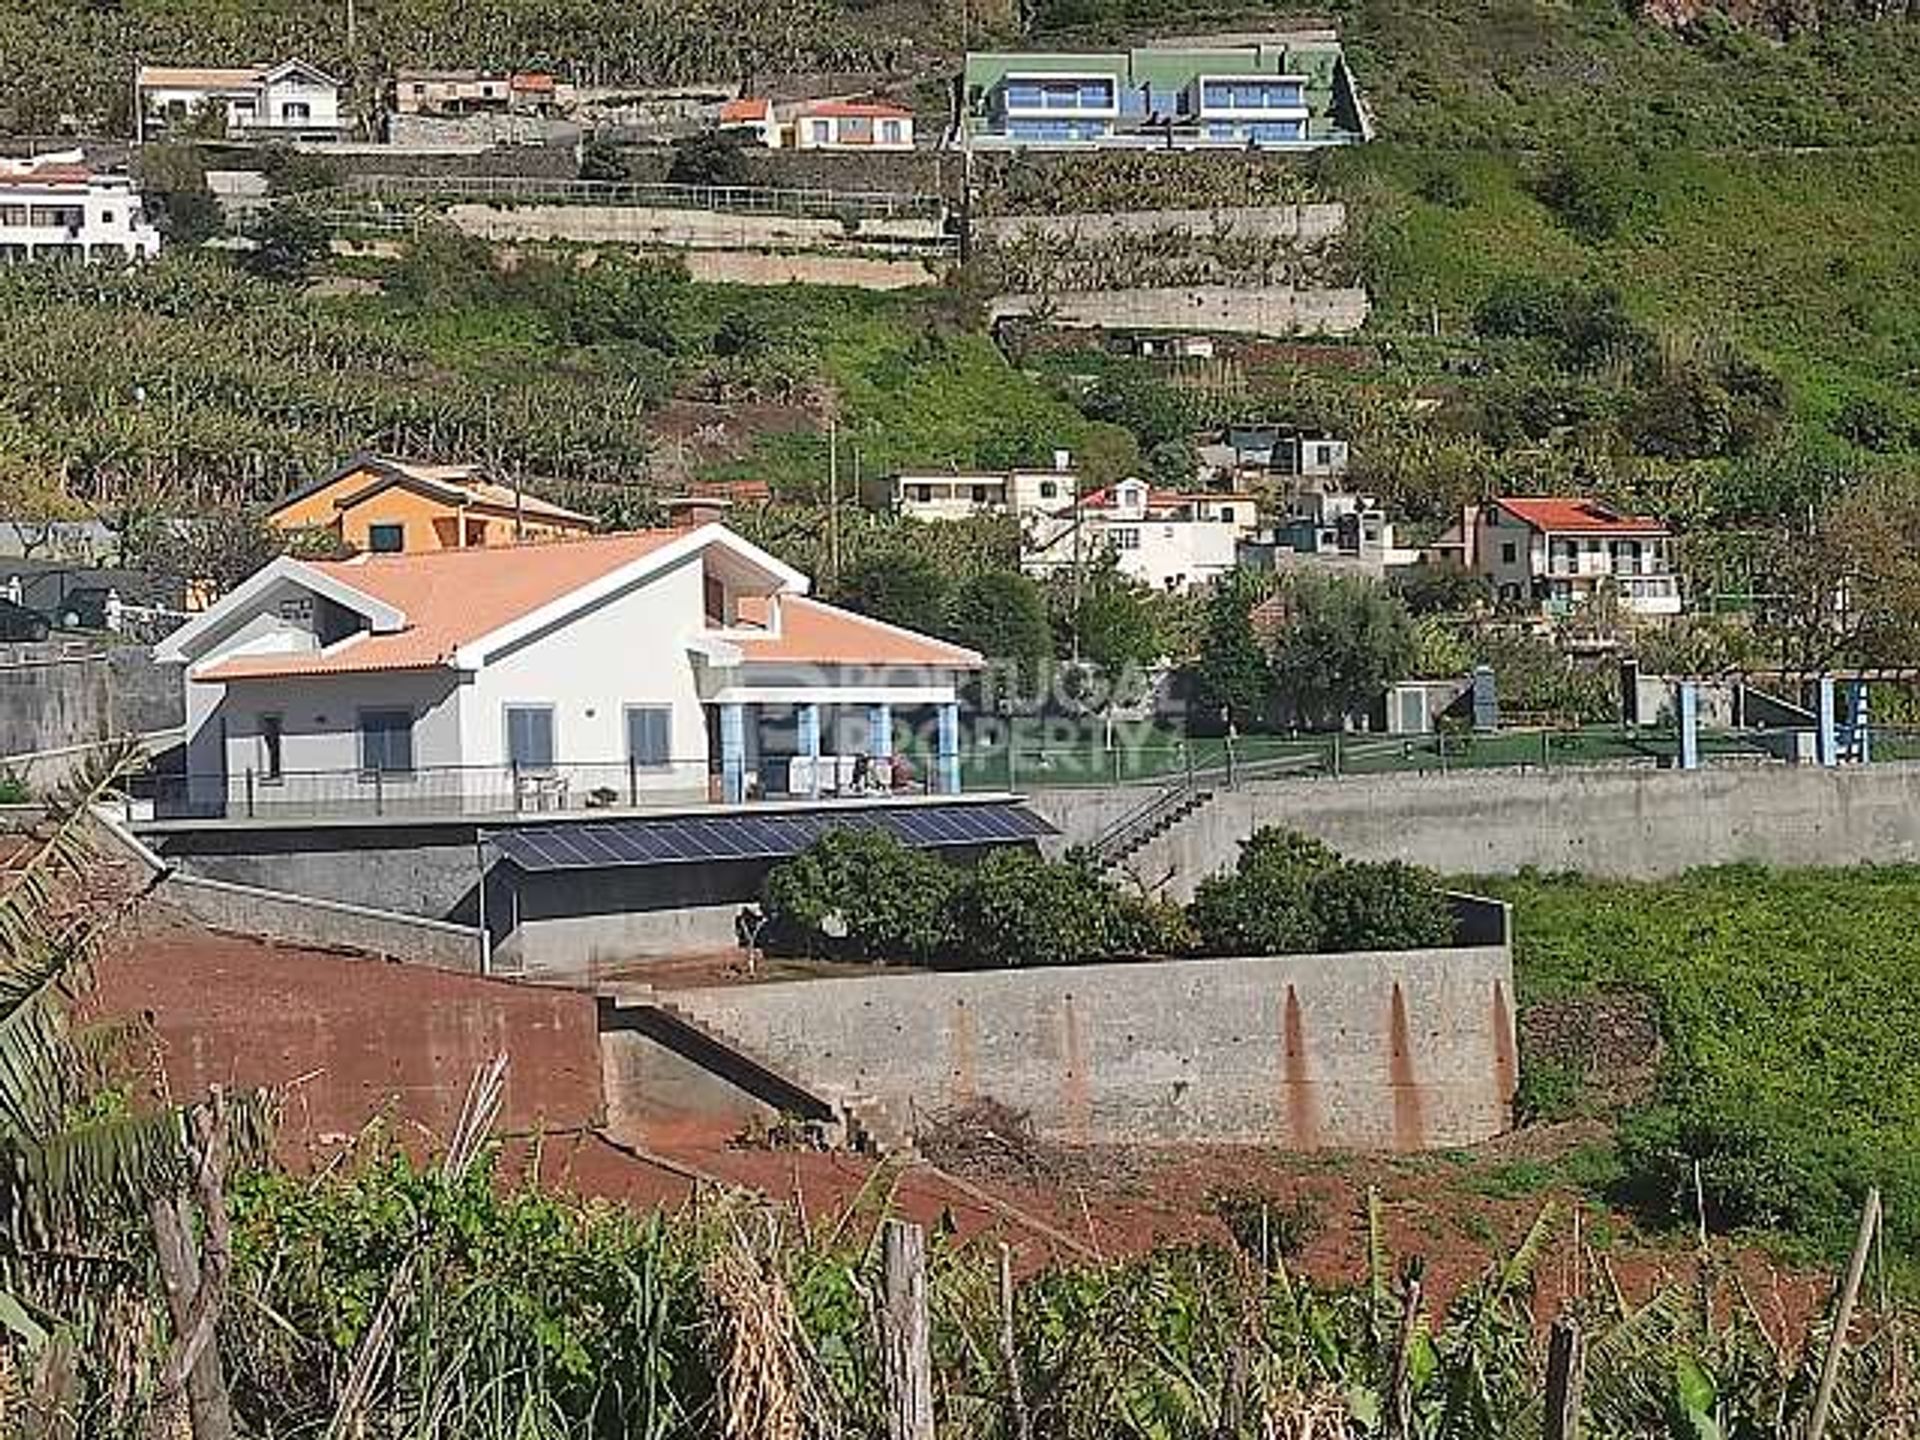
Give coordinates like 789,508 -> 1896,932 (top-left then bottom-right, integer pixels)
0,598 -> 50,642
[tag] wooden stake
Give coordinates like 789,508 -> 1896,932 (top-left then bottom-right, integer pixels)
1808,1186 -> 1881,1440
882,1219 -> 935,1440
1544,1316 -> 1586,1440
997,1243 -> 1032,1440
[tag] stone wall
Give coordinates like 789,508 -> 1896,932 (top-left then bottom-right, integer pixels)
977,202 -> 1346,245
443,201 -> 946,251
990,284 -> 1371,337
657,942 -> 1517,1149
0,643 -> 183,761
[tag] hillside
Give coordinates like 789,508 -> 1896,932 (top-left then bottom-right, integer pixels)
10,0 -> 1920,150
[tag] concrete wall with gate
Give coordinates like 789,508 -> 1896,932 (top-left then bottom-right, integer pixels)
1029,760 -> 1920,897
653,937 -> 1516,1150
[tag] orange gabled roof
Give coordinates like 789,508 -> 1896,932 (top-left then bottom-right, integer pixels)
1492,497 -> 1667,536
801,100 -> 913,120
197,530 -> 686,681
734,595 -> 983,669
720,97 -> 771,123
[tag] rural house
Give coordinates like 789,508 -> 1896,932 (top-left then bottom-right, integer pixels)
154,525 -> 984,820
266,455 -> 597,554
393,70 -> 576,117
960,35 -> 1368,151
719,97 -> 915,150
1023,477 -> 1257,592
1466,497 -> 1681,617
0,152 -> 161,264
135,59 -> 344,141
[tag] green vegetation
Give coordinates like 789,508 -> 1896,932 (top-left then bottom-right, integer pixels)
1488,863 -> 1920,1258
763,825 -> 1450,966
1190,828 -> 1454,958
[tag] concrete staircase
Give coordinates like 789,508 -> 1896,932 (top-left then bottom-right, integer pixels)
598,985 -> 913,1154
1093,784 -> 1216,872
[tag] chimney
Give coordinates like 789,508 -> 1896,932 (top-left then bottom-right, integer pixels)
662,496 -> 733,529
1052,448 -> 1073,473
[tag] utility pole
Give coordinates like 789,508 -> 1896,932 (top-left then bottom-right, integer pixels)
827,410 -> 841,589
346,0 -> 358,50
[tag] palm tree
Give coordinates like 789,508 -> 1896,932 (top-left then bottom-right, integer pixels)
0,742 -> 270,1440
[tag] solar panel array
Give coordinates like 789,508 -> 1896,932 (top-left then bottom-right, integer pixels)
490,802 -> 1058,873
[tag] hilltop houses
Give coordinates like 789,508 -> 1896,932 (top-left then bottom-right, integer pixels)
959,34 -> 1369,152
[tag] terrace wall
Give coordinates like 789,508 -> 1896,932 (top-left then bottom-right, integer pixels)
1031,760 -> 1920,896
654,937 -> 1516,1149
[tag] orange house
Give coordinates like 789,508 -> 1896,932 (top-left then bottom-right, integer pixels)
267,455 -> 596,555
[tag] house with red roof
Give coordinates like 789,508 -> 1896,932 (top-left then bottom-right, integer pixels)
1470,497 -> 1679,618
0,151 -> 161,264
717,96 -> 915,151
1022,476 -> 1258,592
155,526 -> 983,821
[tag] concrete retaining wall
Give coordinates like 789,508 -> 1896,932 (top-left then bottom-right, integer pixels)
0,643 -> 182,759
979,202 -> 1345,245
1030,761 -> 1920,895
990,284 -> 1370,337
444,202 -> 945,250
682,250 -> 936,289
659,944 -> 1516,1149
164,873 -> 486,972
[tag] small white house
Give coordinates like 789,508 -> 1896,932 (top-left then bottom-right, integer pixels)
891,454 -> 1078,522
155,526 -> 983,819
136,60 -> 345,141
0,152 -> 161,264
717,97 -> 915,151
1023,479 -> 1256,592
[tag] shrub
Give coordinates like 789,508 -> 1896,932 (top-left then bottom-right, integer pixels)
761,828 -> 958,963
949,848 -> 1117,969
1303,860 -> 1455,952
1530,150 -> 1651,244
1190,829 -> 1454,957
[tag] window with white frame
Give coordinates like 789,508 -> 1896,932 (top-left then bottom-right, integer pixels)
626,706 -> 672,769
811,119 -> 831,144
1111,527 -> 1141,550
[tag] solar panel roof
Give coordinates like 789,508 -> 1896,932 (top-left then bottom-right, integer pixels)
489,803 -> 1058,873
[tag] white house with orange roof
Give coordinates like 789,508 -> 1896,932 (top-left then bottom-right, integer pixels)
717,96 -> 914,150
1023,476 -> 1258,592
1467,497 -> 1680,617
0,152 -> 162,264
135,59 -> 344,141
155,525 -> 984,821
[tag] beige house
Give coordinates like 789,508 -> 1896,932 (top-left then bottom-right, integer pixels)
394,70 -> 576,117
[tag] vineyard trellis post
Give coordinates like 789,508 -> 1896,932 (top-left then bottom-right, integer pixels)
882,1219 -> 934,1440
1808,1185 -> 1881,1440
1544,1315 -> 1585,1440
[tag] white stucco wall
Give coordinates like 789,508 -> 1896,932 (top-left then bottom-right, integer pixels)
462,552 -> 712,798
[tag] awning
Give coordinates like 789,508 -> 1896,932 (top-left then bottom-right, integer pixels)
489,802 -> 1056,872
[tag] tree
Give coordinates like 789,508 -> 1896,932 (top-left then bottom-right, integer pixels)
1056,559 -> 1161,676
1189,572 -> 1271,733
1390,559 -> 1485,617
836,548 -> 949,635
1268,573 -> 1415,729
578,136 -> 631,183
1143,438 -> 1198,492
666,130 -> 752,188
124,508 -> 291,594
947,569 -> 1051,686
245,206 -> 332,283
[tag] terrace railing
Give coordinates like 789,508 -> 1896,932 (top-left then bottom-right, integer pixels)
149,755 -> 943,823
342,173 -> 948,223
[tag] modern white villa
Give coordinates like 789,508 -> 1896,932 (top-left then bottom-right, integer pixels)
155,525 -> 984,819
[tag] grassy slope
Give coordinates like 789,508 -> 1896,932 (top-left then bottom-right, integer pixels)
1482,864 -> 1920,1256
1333,143 -> 1920,430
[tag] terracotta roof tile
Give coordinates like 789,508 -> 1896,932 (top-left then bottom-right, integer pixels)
197,530 -> 685,681
800,100 -> 914,119
735,596 -> 982,668
1492,497 -> 1667,535
720,98 -> 771,122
